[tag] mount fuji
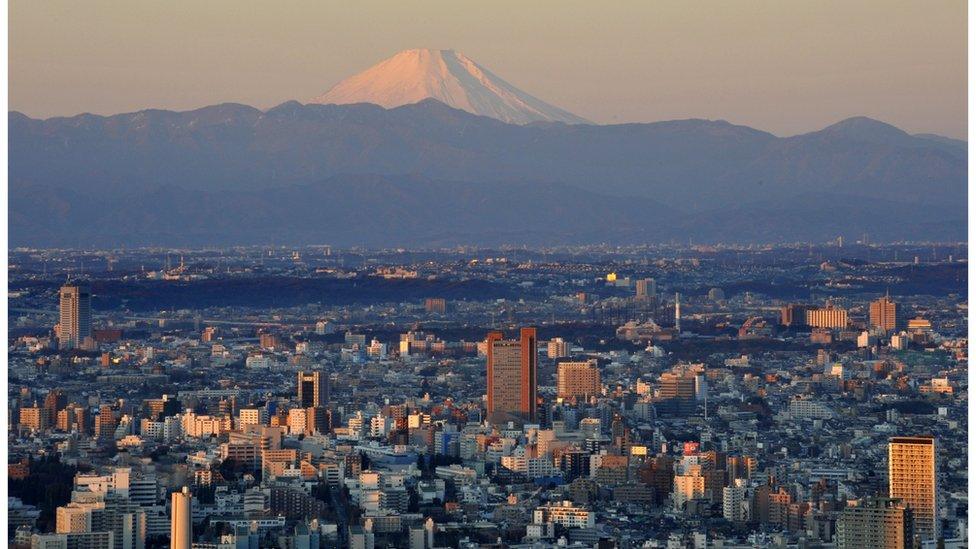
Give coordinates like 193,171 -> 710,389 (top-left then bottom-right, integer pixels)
309,48 -> 589,125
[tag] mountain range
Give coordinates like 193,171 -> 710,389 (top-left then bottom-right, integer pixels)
8,49 -> 967,247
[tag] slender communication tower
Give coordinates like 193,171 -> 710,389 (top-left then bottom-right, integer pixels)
703,364 -> 708,421
674,292 -> 681,333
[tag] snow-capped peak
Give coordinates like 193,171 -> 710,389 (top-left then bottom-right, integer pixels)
309,48 -> 589,125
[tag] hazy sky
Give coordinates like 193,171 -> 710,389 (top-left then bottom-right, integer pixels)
9,0 -> 967,138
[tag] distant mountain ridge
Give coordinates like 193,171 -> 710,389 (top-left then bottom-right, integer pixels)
9,99 -> 966,246
309,48 -> 589,125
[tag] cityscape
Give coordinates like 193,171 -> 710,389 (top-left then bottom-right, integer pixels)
6,242 -> 968,548
6,2 -> 969,549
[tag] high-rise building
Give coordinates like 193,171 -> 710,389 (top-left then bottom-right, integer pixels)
635,278 -> 656,299
95,404 -> 117,441
59,283 -> 92,349
870,295 -> 900,333
44,390 -> 67,420
19,405 -> 50,432
780,304 -> 810,327
638,455 -> 674,506
103,492 -> 148,549
556,360 -> 601,399
722,479 -> 749,523
54,491 -> 147,549
259,332 -> 282,351
888,436 -> 939,541
806,303 -> 849,329
486,327 -> 537,424
170,487 -> 192,549
305,406 -> 331,435
297,371 -> 330,408
546,338 -> 569,359
836,497 -> 913,549
656,371 -> 699,416
658,372 -> 697,400
672,467 -> 706,510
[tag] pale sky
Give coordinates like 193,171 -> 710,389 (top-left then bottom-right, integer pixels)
9,0 -> 968,138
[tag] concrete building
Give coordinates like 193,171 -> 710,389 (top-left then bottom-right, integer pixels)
722,479 -> 749,523
533,501 -> 595,529
297,370 -> 330,408
635,278 -> 656,299
546,337 -> 569,359
170,487 -> 192,549
556,359 -> 601,399
870,295 -> 900,333
836,497 -> 913,549
59,283 -> 92,350
889,436 -> 939,541
806,303 -> 849,329
486,328 -> 537,424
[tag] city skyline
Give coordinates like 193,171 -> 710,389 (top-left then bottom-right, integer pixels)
5,2 -> 969,547
8,242 -> 967,547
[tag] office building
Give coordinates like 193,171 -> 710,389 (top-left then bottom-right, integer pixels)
532,501 -> 595,529
836,497 -> 913,549
722,479 -> 749,523
870,295 -> 900,333
547,337 -> 569,359
170,487 -> 192,549
297,370 -> 330,408
556,360 -> 601,399
486,327 -> 537,424
59,283 -> 92,349
780,304 -> 810,327
635,278 -> 656,299
656,371 -> 699,416
659,372 -> 697,400
806,303 -> 849,329
888,436 -> 939,541
20,405 -> 51,432
673,468 -> 706,510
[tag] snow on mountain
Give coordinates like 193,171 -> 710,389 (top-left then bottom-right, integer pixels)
309,48 -> 590,125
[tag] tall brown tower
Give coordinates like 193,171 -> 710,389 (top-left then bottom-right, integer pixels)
59,283 -> 92,349
486,327 -> 537,424
870,295 -> 900,333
